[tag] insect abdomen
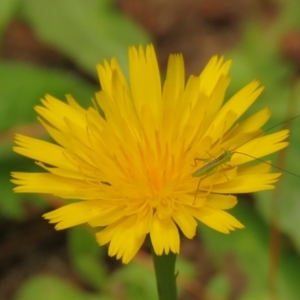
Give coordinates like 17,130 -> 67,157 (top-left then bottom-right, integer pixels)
192,150 -> 232,177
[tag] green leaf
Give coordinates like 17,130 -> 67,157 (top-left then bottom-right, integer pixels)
20,0 -> 150,76
68,226 -> 107,290
206,274 -> 231,299
0,0 -> 19,37
199,200 -> 300,299
255,108 -> 300,254
226,24 -> 300,260
0,61 -> 96,219
13,275 -> 113,300
111,262 -> 158,300
0,60 -> 96,130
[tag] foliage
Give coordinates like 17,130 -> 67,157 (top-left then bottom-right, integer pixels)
1,0 -> 300,299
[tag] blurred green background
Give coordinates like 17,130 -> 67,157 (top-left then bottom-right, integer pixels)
1,0 -> 300,299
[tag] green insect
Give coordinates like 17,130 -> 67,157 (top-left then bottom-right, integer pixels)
191,150 -> 233,203
191,115 -> 300,204
192,150 -> 232,178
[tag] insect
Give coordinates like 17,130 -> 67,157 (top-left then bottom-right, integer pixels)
191,115 -> 300,204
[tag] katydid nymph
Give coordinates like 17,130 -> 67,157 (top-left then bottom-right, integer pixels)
191,115 -> 300,204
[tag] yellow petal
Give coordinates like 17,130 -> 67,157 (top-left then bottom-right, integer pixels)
150,212 -> 180,255
189,206 -> 244,233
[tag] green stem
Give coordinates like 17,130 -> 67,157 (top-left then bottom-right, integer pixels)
151,242 -> 178,300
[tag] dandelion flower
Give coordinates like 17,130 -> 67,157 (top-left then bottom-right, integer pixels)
12,44 -> 289,264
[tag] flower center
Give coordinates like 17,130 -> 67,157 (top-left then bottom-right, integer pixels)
156,197 -> 174,219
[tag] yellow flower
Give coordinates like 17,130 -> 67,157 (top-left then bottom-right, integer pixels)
12,44 -> 288,264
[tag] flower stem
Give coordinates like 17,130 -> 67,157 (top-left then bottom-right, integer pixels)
151,243 -> 178,300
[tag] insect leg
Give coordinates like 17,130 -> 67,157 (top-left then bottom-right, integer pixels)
191,157 -> 207,167
193,176 -> 212,205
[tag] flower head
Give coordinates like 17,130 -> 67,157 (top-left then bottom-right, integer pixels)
12,44 -> 289,263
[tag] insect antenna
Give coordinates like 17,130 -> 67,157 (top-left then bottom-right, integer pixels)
224,114 -> 300,175
232,151 -> 300,178
230,114 -> 300,153
191,114 -> 300,203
